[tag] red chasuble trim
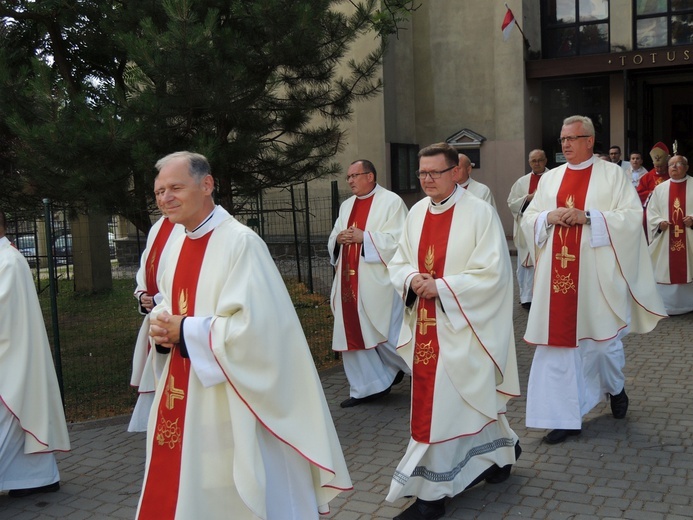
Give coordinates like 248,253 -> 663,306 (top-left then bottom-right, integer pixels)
137,231 -> 212,520
668,181 -> 688,284
145,218 -> 176,296
547,167 -> 592,348
340,196 -> 375,350
411,207 -> 455,443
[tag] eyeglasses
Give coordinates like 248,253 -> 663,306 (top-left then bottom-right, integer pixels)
415,165 -> 455,180
669,162 -> 687,168
558,135 -> 591,145
345,171 -> 372,181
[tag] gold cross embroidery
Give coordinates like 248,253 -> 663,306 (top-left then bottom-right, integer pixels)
555,245 -> 576,269
164,375 -> 185,410
674,225 -> 685,238
417,307 -> 437,335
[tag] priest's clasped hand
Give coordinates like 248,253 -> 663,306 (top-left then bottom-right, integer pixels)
411,273 -> 439,300
149,311 -> 183,348
336,226 -> 364,245
547,207 -> 588,227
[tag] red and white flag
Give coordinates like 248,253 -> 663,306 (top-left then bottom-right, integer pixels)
501,7 -> 516,41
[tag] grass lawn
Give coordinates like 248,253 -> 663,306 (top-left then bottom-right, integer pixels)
39,277 -> 336,422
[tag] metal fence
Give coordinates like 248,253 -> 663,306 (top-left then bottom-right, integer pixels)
4,181 -> 348,422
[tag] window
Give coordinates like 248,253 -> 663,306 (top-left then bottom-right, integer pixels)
390,143 -> 419,193
542,0 -> 610,58
635,0 -> 693,49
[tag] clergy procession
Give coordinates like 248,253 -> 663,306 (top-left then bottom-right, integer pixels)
3,118 -> 693,520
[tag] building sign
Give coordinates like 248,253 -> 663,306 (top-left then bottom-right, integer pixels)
526,45 -> 693,79
610,48 -> 691,68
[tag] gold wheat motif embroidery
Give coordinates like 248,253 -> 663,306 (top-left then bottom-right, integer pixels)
425,245 -> 435,275
178,288 -> 188,316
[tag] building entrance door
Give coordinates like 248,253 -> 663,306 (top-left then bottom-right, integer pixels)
626,70 -> 693,166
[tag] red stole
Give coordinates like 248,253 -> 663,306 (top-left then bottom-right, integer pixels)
547,166 -> 592,348
668,180 -> 688,284
340,196 -> 375,350
138,232 -> 213,520
145,218 -> 176,295
411,207 -> 455,443
529,172 -> 541,195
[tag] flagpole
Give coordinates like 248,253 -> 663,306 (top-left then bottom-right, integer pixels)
505,3 -> 531,49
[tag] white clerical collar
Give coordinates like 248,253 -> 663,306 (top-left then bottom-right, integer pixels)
670,177 -> 688,184
185,205 -> 230,239
0,236 -> 9,247
429,184 -> 462,214
566,157 -> 595,170
356,184 -> 379,200
458,178 -> 471,189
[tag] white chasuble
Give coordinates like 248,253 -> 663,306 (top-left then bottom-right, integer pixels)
389,188 -> 519,443
137,207 -> 351,520
647,178 -> 693,284
329,185 -> 408,351
522,159 -> 666,347
0,237 -> 70,456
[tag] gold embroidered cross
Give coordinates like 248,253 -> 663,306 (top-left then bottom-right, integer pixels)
674,224 -> 685,238
417,307 -> 436,335
165,375 -> 185,410
555,245 -> 576,269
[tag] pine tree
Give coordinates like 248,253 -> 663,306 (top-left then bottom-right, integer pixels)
0,0 -> 417,232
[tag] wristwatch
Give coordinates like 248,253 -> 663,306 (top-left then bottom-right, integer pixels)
585,211 -> 591,225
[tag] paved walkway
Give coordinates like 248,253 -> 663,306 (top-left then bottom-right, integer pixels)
2,301 -> 693,520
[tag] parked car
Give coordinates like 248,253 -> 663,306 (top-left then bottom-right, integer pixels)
16,234 -> 38,267
53,234 -> 72,264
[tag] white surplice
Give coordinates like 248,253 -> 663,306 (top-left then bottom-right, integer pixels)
386,187 -> 520,501
0,236 -> 70,491
129,216 -> 184,432
137,207 -> 351,520
507,171 -> 545,304
521,158 -> 666,429
646,177 -> 693,315
329,185 -> 409,397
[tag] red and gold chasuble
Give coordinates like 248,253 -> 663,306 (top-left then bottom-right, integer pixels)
145,218 -> 176,296
547,167 -> 592,348
340,196 -> 374,350
138,231 -> 213,520
411,207 -> 455,443
668,180 -> 688,284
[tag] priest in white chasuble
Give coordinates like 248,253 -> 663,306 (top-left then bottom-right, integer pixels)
329,159 -> 410,408
507,149 -> 549,309
0,210 -> 70,498
521,115 -> 666,447
386,143 -> 520,520
646,155 -> 693,315
138,152 -> 351,520
457,153 -> 497,209
128,201 -> 184,432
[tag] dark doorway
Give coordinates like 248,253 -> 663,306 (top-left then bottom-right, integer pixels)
541,77 -> 610,168
626,70 -> 693,168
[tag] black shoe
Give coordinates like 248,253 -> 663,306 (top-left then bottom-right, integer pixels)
9,481 -> 60,498
393,498 -> 446,520
485,441 -> 522,484
543,428 -> 581,445
610,388 -> 629,419
392,370 -> 406,386
521,302 -> 531,310
340,386 -> 391,408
